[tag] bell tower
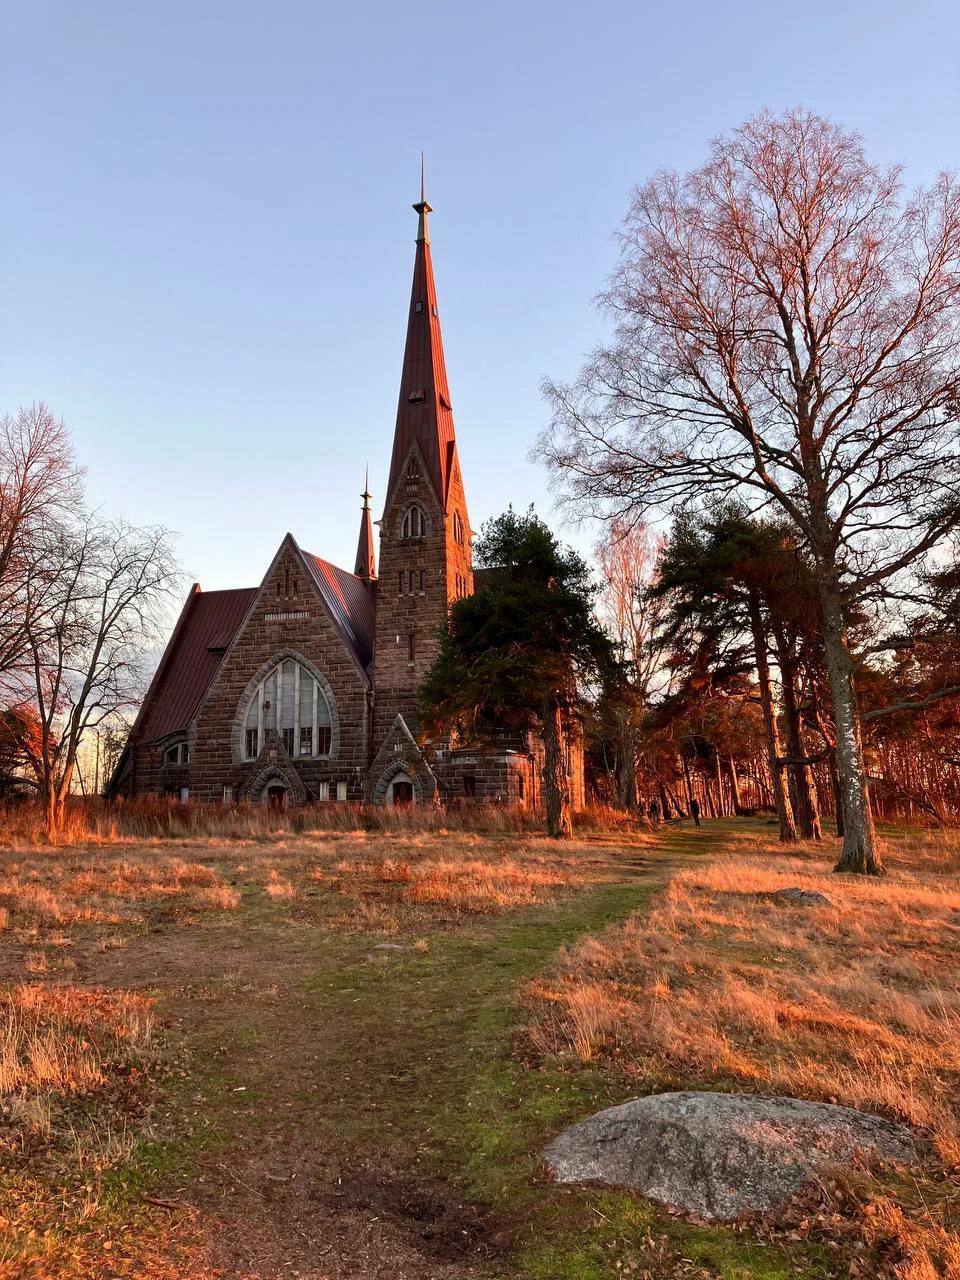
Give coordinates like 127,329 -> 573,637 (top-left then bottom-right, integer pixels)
372,173 -> 473,741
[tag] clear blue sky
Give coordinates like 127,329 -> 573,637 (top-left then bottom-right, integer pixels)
4,0 -> 958,594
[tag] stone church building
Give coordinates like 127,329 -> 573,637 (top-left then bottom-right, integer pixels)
111,188 -> 585,809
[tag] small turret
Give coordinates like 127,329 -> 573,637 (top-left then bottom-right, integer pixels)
354,466 -> 376,580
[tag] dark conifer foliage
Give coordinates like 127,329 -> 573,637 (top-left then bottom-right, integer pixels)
419,508 -> 612,837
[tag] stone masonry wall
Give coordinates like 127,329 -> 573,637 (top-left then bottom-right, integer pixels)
185,542 -> 372,803
372,443 -> 472,746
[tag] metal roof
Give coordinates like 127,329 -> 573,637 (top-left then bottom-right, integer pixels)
301,552 -> 375,672
137,587 -> 257,742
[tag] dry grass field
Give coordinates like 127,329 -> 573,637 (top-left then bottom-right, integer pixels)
0,813 -> 957,1279
525,825 -> 960,1278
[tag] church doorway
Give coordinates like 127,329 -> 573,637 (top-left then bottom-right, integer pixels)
266,784 -> 287,809
389,776 -> 414,807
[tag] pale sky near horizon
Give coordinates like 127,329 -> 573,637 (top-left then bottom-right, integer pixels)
4,1 -> 959,602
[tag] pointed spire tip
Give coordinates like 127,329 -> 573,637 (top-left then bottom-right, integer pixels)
413,151 -> 433,243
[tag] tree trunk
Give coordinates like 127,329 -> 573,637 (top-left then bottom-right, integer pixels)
747,591 -> 797,841
713,752 -> 725,816
728,757 -> 742,813
44,784 -> 58,841
819,585 -> 882,874
772,625 -> 822,840
542,694 -> 571,839
681,751 -> 694,815
616,716 -> 638,810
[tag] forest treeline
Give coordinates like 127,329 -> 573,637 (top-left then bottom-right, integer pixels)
586,510 -> 960,837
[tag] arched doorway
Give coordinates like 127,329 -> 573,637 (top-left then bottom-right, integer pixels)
387,774 -> 415,806
244,764 -> 305,806
266,784 -> 288,810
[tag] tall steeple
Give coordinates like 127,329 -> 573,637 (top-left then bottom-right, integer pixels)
372,172 -> 474,744
354,466 -> 376,580
385,163 -> 460,510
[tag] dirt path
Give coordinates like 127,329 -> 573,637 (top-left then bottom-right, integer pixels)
85,852 -> 670,1279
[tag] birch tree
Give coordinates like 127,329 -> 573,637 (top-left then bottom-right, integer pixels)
539,109 -> 960,874
595,520 -> 670,808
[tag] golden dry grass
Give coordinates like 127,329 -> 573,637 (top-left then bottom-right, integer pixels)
0,828 -> 638,966
1,795 -> 611,849
1,983 -> 155,1101
526,835 -> 960,1156
0,982 -> 162,1272
0,824 -> 647,1277
327,854 -> 575,916
524,826 -> 960,1276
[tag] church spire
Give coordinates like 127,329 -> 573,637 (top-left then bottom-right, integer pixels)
414,151 -> 432,244
385,168 -> 459,511
354,465 -> 376,580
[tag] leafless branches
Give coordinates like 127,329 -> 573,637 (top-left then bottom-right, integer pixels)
538,109 -> 960,873
1,403 -> 179,837
0,404 -> 82,684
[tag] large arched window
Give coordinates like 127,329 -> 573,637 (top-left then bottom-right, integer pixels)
402,504 -> 427,539
243,659 -> 332,760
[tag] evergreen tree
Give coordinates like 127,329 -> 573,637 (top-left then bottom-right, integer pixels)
419,508 -> 612,837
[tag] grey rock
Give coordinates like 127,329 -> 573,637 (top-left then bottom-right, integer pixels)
373,942 -> 408,951
542,1091 -> 918,1221
771,887 -> 834,907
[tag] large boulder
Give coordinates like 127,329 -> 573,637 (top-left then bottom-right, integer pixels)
542,1091 -> 918,1221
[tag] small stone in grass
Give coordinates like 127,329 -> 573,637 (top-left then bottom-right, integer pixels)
771,887 -> 834,907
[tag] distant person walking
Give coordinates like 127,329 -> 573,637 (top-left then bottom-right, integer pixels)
648,799 -> 660,825
689,797 -> 701,827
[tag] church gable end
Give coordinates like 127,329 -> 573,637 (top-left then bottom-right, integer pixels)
188,537 -> 372,803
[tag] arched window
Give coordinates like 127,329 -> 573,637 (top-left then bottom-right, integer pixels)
243,659 -> 332,760
163,741 -> 189,766
402,505 -> 427,539
453,511 -> 464,544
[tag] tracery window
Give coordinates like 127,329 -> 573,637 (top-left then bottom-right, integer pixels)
243,659 -> 332,760
163,742 -> 189,766
402,505 -> 427,539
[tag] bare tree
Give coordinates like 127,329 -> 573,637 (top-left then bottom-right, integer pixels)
539,109 -> 960,874
0,404 -> 82,683
595,520 -> 670,808
18,516 -> 179,838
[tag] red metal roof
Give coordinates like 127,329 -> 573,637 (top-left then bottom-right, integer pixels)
301,552 -> 375,671
385,196 -> 460,510
137,587 -> 257,743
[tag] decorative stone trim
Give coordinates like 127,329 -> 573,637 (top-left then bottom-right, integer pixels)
230,648 -> 341,765
371,756 -> 429,803
244,761 -> 307,804
368,713 -> 438,803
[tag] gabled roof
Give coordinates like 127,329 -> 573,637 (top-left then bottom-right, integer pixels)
300,551 -> 375,670
136,586 -> 257,742
385,183 -> 460,511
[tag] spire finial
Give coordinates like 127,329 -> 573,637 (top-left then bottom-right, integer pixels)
413,151 -> 433,245
361,463 -> 371,508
